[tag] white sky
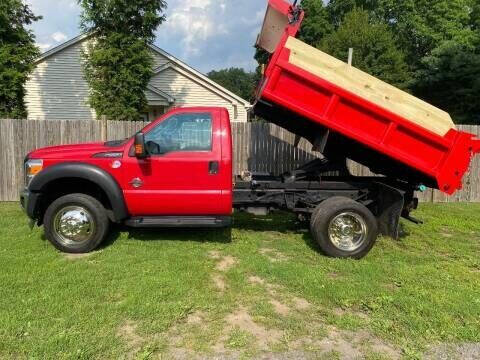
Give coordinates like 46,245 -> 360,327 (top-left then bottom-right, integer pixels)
25,0 -> 275,73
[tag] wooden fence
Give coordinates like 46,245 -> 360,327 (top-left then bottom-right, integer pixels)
0,118 -> 478,202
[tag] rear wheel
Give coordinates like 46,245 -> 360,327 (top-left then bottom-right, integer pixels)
44,194 -> 109,253
310,197 -> 378,259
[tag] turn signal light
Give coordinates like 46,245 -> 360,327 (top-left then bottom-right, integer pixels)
135,144 -> 144,155
27,160 -> 43,176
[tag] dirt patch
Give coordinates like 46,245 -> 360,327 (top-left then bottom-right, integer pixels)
316,330 -> 363,359
383,282 -> 399,291
333,328 -> 399,359
440,227 -> 456,239
62,252 -> 96,260
216,256 -> 237,272
249,275 -> 308,314
426,343 -> 480,360
208,250 -> 221,259
270,299 -> 290,316
247,275 -> 282,295
212,274 -> 227,292
186,311 -> 206,325
264,231 -> 283,241
333,307 -> 370,321
327,272 -> 341,279
292,297 -> 311,311
265,283 -> 284,297
225,307 -> 282,350
259,248 -> 289,262
248,276 -> 266,285
160,311 -> 211,356
332,307 -> 346,316
292,326 -> 399,359
117,321 -> 145,359
209,250 -> 237,272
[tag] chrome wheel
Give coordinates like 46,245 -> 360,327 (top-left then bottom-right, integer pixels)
328,212 -> 367,252
53,206 -> 95,246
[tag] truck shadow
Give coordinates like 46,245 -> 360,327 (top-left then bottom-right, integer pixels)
100,225 -> 233,249
99,212 -> 308,249
98,212 -> 409,252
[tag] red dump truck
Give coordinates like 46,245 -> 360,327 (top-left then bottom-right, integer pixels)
255,0 -> 480,196
20,0 -> 480,259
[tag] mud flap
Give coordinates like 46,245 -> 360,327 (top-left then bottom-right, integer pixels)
374,182 -> 405,240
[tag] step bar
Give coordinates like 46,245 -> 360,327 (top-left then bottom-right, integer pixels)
125,216 -> 232,228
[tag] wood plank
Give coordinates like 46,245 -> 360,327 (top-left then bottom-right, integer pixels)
285,37 -> 455,136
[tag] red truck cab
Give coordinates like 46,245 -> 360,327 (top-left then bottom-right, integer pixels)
21,107 -> 233,253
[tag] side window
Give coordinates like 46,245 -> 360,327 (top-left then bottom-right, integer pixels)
144,113 -> 212,155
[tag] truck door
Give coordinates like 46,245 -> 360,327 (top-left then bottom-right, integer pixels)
122,109 -> 231,216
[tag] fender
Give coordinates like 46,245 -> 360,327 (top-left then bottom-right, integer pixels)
29,162 -> 129,222
373,182 -> 405,239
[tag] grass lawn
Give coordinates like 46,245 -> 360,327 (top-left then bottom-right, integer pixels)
0,202 -> 479,359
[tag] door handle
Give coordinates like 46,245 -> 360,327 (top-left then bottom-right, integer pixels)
209,161 -> 219,175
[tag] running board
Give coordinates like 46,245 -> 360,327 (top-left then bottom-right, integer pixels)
125,216 -> 232,228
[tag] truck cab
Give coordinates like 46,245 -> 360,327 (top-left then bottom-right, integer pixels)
21,107 -> 233,254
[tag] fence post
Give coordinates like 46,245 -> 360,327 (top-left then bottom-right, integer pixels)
100,115 -> 107,141
348,48 -> 353,66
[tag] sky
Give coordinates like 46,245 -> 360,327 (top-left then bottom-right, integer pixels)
25,0 -> 273,74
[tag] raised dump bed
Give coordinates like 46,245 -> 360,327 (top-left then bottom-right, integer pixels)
255,0 -> 480,195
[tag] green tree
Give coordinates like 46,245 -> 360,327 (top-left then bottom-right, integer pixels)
0,0 -> 41,118
298,0 -> 333,44
414,41 -> 480,124
79,0 -> 167,120
327,0 -> 476,65
319,9 -> 410,89
207,68 -> 256,101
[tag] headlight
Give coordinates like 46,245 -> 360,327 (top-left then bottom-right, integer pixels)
25,159 -> 43,187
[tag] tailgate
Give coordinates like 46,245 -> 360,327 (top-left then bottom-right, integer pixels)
256,0 -> 304,53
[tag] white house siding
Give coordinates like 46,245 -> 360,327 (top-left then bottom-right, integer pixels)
149,67 -> 248,123
25,41 -> 96,121
150,50 -> 170,70
25,37 -> 250,122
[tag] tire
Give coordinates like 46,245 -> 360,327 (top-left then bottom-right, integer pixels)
43,193 -> 109,254
310,197 -> 378,259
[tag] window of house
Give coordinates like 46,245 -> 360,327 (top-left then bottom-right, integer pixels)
233,105 -> 238,120
144,113 -> 212,155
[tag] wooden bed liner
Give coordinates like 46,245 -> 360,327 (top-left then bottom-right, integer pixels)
284,37 -> 455,137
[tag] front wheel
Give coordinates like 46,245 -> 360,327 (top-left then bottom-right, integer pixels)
44,194 -> 109,254
310,197 -> 378,259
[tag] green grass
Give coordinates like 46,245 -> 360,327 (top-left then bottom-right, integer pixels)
0,202 -> 479,359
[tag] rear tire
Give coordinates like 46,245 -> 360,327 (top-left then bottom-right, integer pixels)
310,197 -> 378,259
44,193 -> 109,254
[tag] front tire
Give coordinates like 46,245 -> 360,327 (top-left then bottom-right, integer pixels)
44,194 -> 109,254
310,197 -> 378,259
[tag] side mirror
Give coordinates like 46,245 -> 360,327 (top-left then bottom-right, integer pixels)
134,132 -> 147,158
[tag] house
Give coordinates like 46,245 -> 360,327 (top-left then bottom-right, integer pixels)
25,33 -> 251,122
